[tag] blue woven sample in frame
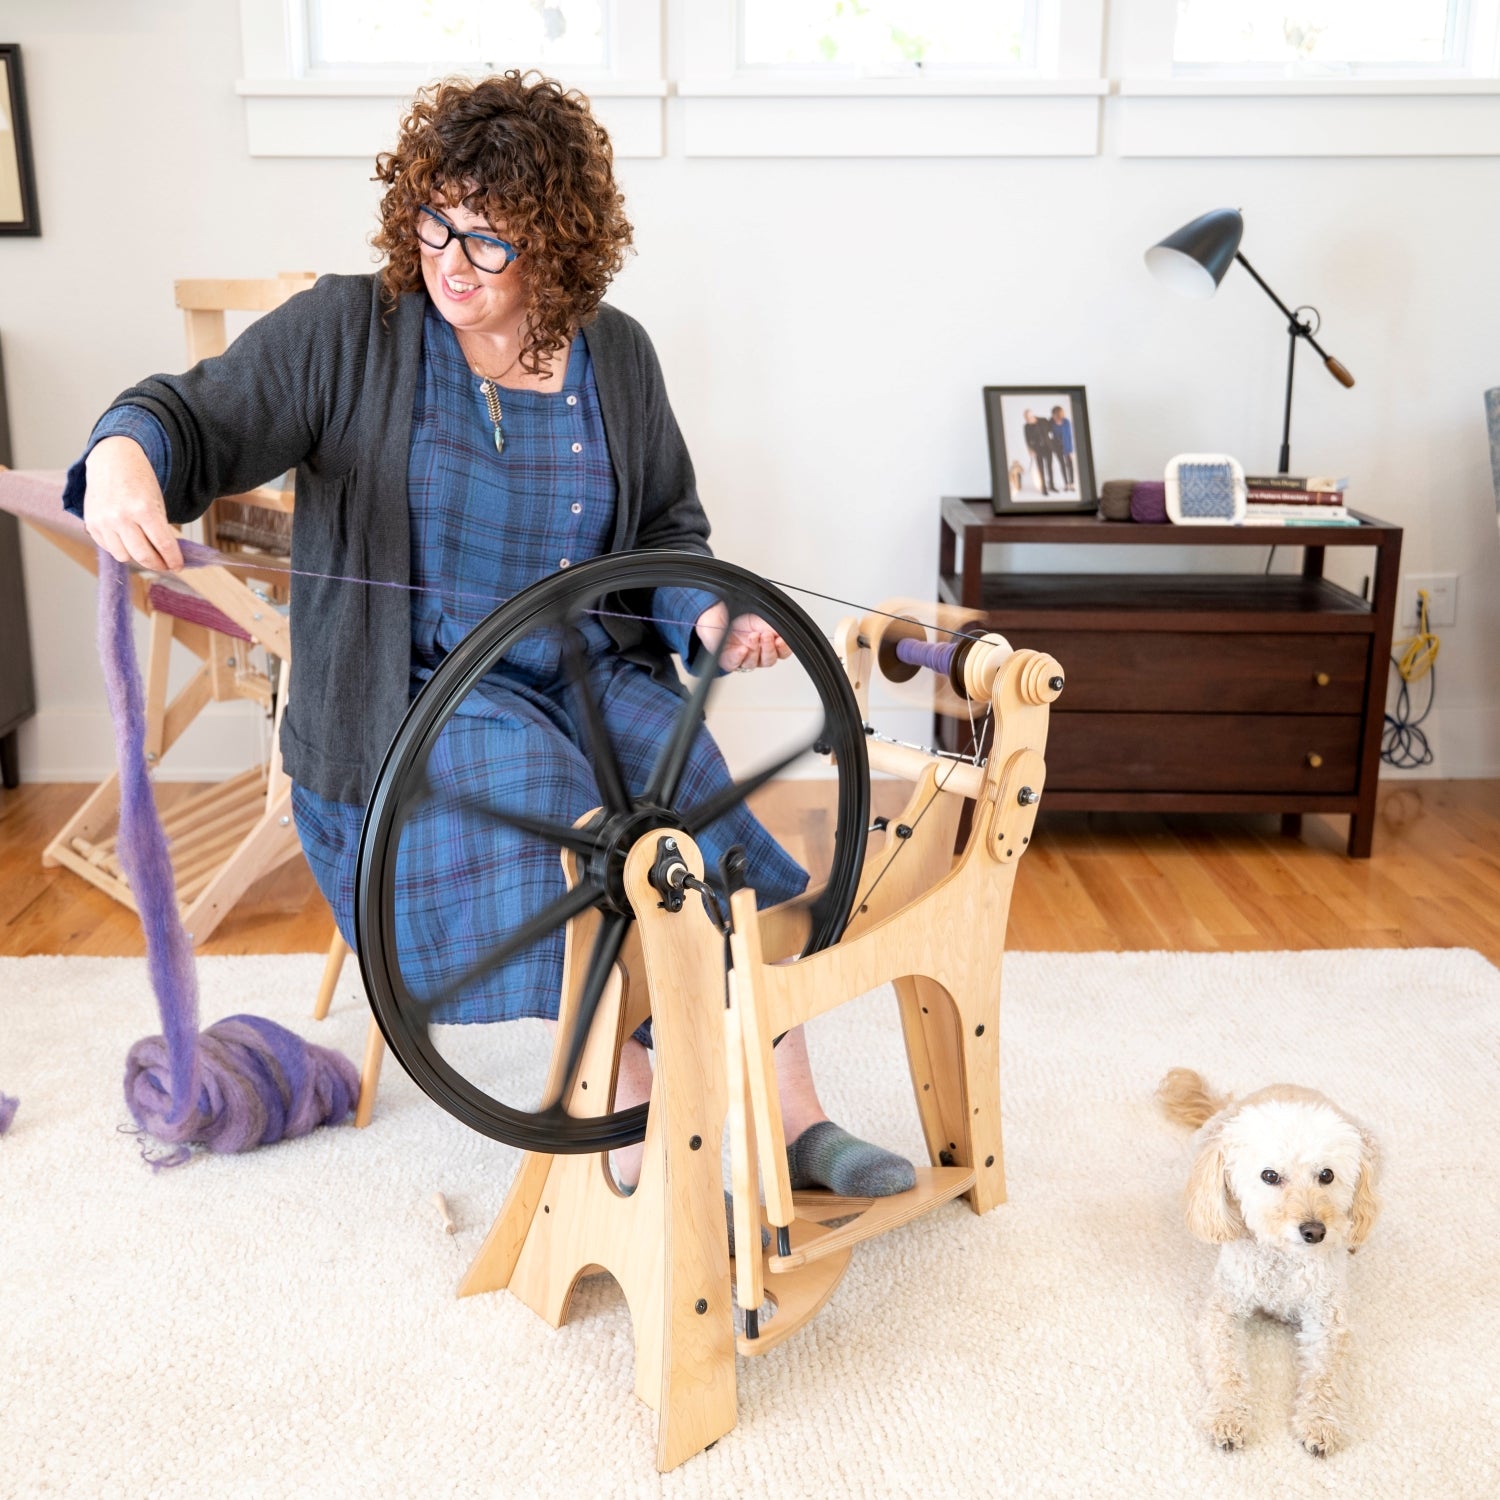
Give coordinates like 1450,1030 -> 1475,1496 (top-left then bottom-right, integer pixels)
1177,462 -> 1237,519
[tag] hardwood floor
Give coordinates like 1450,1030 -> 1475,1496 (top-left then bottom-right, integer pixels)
2,778 -> 1498,965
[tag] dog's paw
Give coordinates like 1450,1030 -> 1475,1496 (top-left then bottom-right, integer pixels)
1293,1415 -> 1343,1457
1204,1408 -> 1252,1451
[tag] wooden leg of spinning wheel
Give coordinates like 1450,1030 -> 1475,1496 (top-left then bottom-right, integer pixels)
896,974 -> 965,1165
626,838 -> 738,1472
896,973 -> 1005,1213
956,1003 -> 1006,1214
457,1149 -> 554,1298
354,1015 -> 384,1129
312,932 -> 349,1020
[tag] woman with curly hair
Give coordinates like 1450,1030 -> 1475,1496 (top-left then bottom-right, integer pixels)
65,71 -> 913,1200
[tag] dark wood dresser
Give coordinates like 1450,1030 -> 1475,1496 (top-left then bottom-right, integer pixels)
937,498 -> 1403,857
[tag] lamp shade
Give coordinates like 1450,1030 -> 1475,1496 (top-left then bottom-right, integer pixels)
1145,208 -> 1244,300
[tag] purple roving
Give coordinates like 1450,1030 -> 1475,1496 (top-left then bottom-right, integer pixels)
894,636 -> 960,676
98,549 -> 358,1161
0,1094 -> 18,1135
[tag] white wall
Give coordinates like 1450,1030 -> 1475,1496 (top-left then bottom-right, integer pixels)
3,0 -> 1498,781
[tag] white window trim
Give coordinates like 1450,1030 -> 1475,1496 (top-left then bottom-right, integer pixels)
674,0 -> 1107,156
1113,0 -> 1500,154
235,0 -> 1500,159
237,0 -> 668,157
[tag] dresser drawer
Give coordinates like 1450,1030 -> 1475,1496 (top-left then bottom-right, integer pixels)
1044,713 -> 1363,794
1016,631 -> 1368,715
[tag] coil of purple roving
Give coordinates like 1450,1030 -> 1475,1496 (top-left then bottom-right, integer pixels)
1130,480 -> 1168,524
98,549 -> 358,1167
894,636 -> 960,676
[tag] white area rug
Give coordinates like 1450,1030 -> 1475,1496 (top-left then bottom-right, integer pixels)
2,950 -> 1498,1499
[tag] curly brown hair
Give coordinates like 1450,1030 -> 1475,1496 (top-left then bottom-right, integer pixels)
373,71 -> 633,375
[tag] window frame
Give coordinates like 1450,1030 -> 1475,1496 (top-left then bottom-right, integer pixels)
675,0 -> 1109,157
1113,0 -> 1500,156
237,0 -> 668,158
234,0 -> 1500,160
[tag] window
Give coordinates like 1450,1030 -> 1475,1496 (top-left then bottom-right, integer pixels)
305,0 -> 609,75
1173,0 -> 1469,74
739,0 -> 1038,75
239,0 -> 665,158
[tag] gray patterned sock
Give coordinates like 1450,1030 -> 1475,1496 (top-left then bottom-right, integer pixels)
786,1120 -> 916,1197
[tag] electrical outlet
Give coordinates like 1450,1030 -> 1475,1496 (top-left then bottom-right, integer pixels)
1400,573 -> 1458,629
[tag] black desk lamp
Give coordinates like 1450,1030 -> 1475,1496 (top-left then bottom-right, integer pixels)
1145,208 -> 1355,474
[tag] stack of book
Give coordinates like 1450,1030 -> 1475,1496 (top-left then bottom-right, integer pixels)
1244,475 -> 1359,526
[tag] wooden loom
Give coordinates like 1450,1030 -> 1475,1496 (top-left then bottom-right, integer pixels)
356,557 -> 1061,1472
19,274 -> 315,944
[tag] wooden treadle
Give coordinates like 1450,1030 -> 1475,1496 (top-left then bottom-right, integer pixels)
48,765 -> 270,915
767,1166 -> 976,1274
734,1218 -> 852,1358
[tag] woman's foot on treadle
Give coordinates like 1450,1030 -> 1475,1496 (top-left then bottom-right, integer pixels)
785,1120 -> 915,1197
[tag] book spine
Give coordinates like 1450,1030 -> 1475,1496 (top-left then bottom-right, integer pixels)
1243,515 -> 1360,526
1245,475 -> 1347,493
1245,490 -> 1347,505
1247,504 -> 1351,519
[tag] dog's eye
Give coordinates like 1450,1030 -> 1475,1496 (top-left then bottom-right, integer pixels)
1260,1169 -> 1281,1185
1318,1168 -> 1334,1184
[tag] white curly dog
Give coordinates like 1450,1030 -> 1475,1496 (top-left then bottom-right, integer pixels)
1157,1068 -> 1381,1456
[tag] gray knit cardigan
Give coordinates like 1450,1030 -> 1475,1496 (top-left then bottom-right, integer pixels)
101,274 -> 713,803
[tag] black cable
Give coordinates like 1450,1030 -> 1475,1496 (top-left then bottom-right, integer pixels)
1381,658 -> 1436,770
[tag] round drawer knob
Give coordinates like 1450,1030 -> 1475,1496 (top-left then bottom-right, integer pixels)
1314,671 -> 1331,687
1306,751 -> 1324,769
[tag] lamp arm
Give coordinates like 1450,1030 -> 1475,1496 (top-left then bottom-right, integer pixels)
1235,250 -> 1354,387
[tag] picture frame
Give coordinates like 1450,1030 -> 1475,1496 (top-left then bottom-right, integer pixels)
983,385 -> 1096,514
0,44 -> 39,237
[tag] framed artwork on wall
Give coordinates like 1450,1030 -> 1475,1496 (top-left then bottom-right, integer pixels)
0,44 -> 39,236
983,385 -> 1096,515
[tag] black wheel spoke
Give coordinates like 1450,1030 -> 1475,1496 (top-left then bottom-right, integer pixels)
643,609 -> 728,806
540,911 -> 631,1113
561,623 -> 632,817
680,724 -> 827,835
458,797 -> 602,859
414,878 -> 605,1016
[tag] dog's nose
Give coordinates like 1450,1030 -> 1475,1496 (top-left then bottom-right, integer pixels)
1299,1220 -> 1326,1244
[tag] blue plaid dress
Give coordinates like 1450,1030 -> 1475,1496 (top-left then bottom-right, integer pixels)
291,301 -> 808,1025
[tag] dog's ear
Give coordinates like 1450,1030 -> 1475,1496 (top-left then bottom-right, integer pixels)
1184,1122 -> 1245,1243
1347,1126 -> 1381,1250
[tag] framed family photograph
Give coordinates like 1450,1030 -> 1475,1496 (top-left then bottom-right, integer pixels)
0,44 -> 39,237
984,385 -> 1095,514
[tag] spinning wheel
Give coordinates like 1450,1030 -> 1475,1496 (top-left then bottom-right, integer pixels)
354,550 -> 870,1156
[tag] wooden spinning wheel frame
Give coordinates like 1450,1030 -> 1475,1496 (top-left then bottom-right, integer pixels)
351,549 -> 1063,1472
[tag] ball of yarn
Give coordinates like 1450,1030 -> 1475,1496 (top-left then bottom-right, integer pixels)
124,1015 -> 360,1159
1130,480 -> 1168,524
1098,480 -> 1135,522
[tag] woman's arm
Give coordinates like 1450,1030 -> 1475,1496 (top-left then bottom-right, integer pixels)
78,275 -> 373,534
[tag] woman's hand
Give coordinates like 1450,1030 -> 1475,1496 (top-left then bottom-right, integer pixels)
83,435 -> 184,571
694,602 -> 792,672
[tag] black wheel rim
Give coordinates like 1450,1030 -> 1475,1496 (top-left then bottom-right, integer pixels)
354,550 -> 869,1154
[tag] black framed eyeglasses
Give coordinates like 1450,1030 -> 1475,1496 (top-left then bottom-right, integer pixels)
416,206 -> 519,275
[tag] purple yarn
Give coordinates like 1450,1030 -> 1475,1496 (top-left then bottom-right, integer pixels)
99,552 -> 202,1125
0,1094 -> 17,1135
97,550 -> 358,1160
124,1016 -> 358,1157
1131,480 -> 1168,524
894,636 -> 959,676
